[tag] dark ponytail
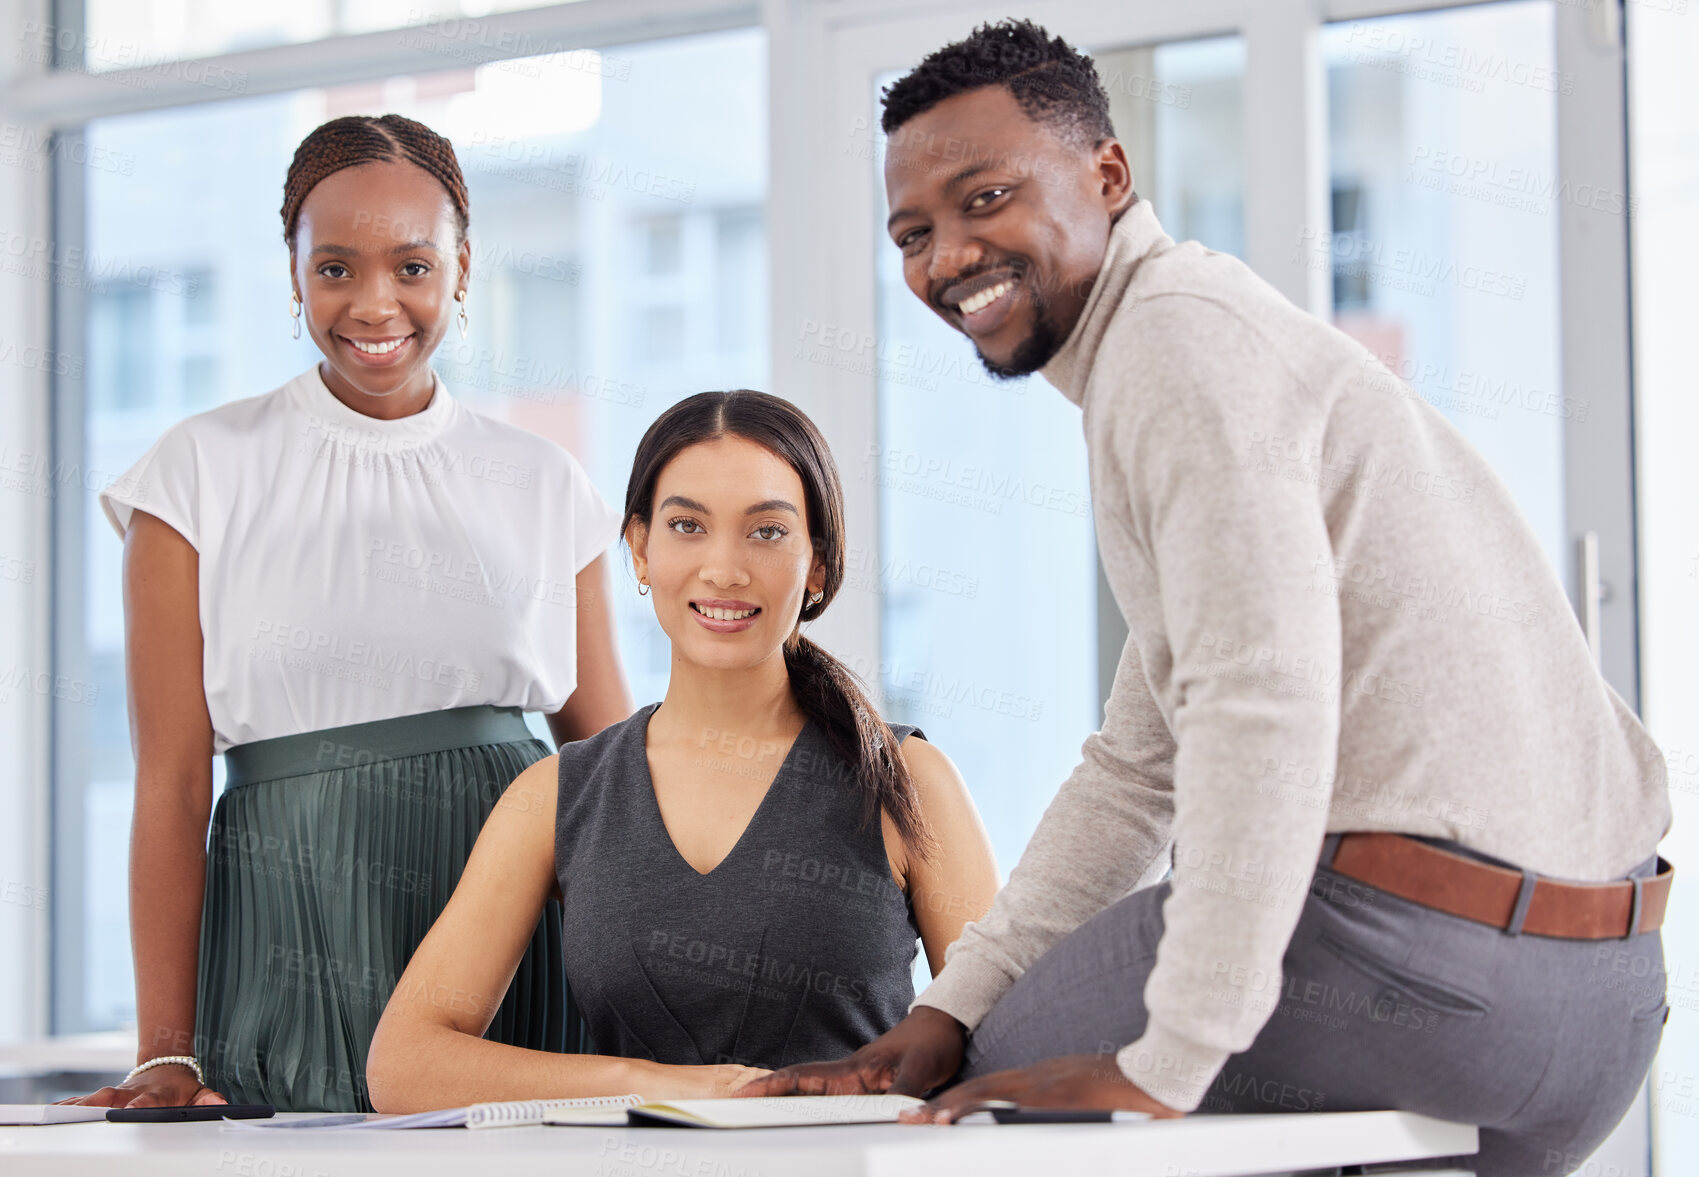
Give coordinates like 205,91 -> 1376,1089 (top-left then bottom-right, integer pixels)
623,391 -> 933,858
782,635 -> 931,857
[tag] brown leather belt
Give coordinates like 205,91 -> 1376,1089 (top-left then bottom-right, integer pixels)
1327,833 -> 1673,939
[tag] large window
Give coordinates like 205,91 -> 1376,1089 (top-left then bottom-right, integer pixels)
1321,2 -> 1565,572
53,25 -> 768,1033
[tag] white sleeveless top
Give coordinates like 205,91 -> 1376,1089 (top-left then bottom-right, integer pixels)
99,368 -> 623,752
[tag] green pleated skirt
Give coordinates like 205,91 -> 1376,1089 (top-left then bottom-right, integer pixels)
196,705 -> 588,1111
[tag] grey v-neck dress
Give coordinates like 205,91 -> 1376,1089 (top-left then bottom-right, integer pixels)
554,703 -> 923,1068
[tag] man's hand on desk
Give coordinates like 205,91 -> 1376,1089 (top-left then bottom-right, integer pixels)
898,1054 -> 1184,1125
733,1006 -> 967,1098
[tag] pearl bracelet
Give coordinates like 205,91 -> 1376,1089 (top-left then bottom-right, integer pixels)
125,1055 -> 205,1087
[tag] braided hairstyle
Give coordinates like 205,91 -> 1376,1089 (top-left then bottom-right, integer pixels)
281,114 -> 470,247
622,391 -> 935,860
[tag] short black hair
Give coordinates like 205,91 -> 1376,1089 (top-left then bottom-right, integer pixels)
880,19 -> 1114,146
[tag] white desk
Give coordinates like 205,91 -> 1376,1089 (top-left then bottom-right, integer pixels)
0,1109 -> 1476,1176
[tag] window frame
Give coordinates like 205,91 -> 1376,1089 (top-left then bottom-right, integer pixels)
0,0 -> 56,1048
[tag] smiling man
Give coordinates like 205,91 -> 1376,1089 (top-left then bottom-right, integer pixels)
743,20 -> 1673,1177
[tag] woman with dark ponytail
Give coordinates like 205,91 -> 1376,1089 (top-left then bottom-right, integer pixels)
367,391 -> 998,1109
66,115 -> 633,1113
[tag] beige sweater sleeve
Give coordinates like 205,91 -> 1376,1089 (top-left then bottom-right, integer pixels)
1107,297 -> 1342,1108
922,295 -> 1344,1112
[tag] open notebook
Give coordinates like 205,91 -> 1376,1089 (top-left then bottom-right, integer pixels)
231,1093 -> 644,1130
566,1094 -> 926,1129
232,1093 -> 922,1131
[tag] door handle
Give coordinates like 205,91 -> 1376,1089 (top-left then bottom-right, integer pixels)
1579,530 -> 1603,667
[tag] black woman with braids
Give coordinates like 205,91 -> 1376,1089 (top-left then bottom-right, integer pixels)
61,114 -> 635,1112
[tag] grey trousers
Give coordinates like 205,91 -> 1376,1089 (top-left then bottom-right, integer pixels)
960,842 -> 1667,1177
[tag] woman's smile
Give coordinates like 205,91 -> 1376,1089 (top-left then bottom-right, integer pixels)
338,332 -> 418,369
689,598 -> 763,633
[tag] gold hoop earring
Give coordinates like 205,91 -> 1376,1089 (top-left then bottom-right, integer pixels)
637,581 -> 650,596
809,591 -> 823,606
456,291 -> 469,340
290,292 -> 302,341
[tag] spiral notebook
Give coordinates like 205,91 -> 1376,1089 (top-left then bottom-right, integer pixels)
230,1093 -> 644,1130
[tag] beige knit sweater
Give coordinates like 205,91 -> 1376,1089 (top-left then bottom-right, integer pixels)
913,198 -> 1670,1111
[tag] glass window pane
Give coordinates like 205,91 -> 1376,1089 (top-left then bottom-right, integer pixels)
88,286 -> 154,412
869,35 -> 1245,880
715,207 -> 765,354
639,305 -> 687,362
1097,37 -> 1246,258
644,215 -> 683,275
58,26 -> 767,1032
1320,2 -> 1565,572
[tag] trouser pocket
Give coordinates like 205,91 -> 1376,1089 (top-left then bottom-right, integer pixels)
1315,930 -> 1492,1020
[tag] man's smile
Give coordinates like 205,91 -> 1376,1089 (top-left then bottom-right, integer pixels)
938,266 -> 1026,338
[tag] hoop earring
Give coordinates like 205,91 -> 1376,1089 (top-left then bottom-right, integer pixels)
290,292 -> 302,341
809,591 -> 823,606
456,291 -> 469,340
637,581 -> 650,596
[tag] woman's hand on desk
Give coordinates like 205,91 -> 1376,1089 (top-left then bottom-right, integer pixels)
897,1054 -> 1182,1124
626,1060 -> 772,1100
692,1064 -> 775,1099
733,1006 -> 966,1099
56,1063 -> 227,1109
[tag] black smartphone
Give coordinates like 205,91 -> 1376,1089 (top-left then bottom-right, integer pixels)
106,1104 -> 275,1122
989,1107 -> 1119,1124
